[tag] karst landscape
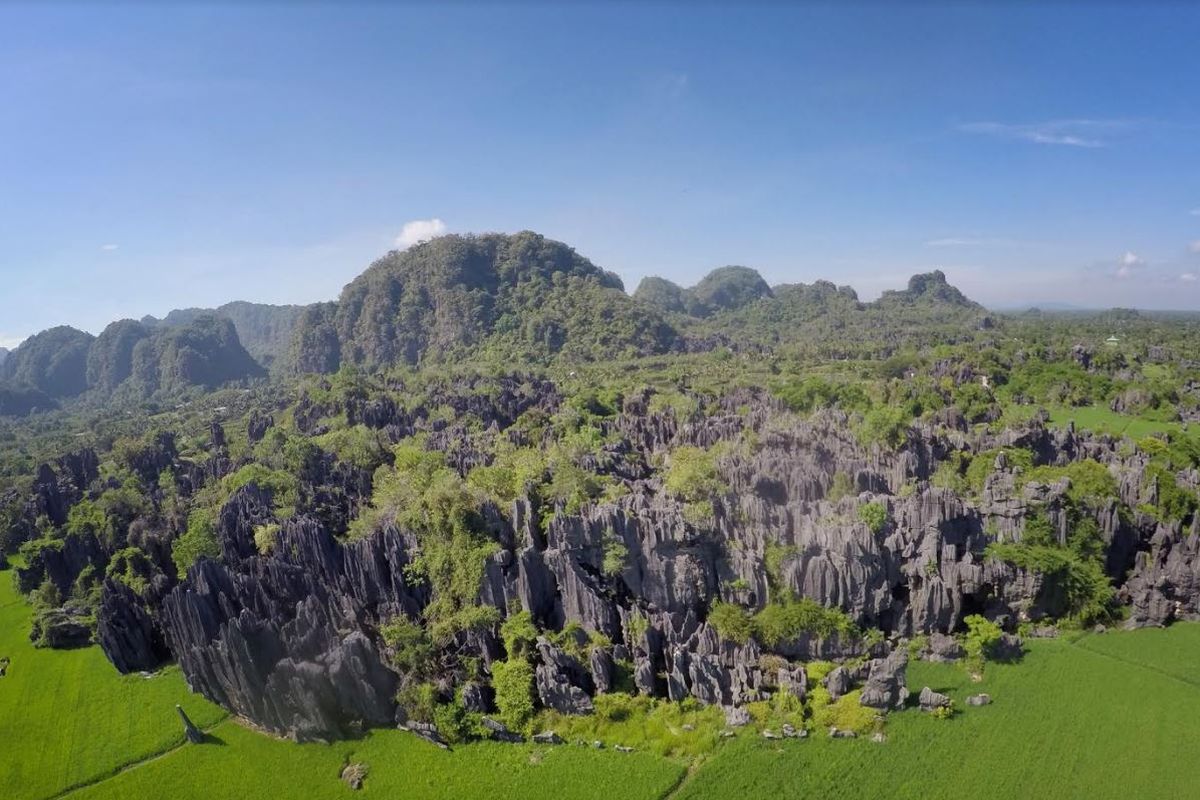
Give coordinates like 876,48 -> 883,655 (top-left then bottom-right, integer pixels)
3,4 -> 1200,800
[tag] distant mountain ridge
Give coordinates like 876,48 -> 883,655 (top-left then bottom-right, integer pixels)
0,347 -> 8,366
143,300 -> 305,370
1,231 -> 989,412
0,315 -> 264,409
631,267 -> 987,356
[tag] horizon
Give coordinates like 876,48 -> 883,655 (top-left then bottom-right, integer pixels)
3,3 -> 1200,346
1,231 -> 1194,349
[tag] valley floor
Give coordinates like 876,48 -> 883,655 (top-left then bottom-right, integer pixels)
4,566 -> 1198,800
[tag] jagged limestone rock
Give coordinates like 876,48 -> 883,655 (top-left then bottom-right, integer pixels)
176,705 -> 205,744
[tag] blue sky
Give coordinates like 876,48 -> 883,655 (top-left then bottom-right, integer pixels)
2,2 -> 1200,346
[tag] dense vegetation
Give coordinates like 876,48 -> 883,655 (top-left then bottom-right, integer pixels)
145,300 -> 305,370
0,315 -> 263,405
5,230 -> 1200,798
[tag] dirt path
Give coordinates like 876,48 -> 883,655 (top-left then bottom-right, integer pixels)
1069,635 -> 1200,692
659,757 -> 706,800
43,717 -> 229,800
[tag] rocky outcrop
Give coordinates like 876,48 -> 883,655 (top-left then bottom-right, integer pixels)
17,532 -> 107,596
535,639 -> 595,714
859,649 -> 909,710
918,686 -> 952,712
177,705 -> 206,744
97,579 -> 170,673
142,508 -> 429,740
1122,527 -> 1200,627
921,632 -> 965,662
161,556 -> 400,741
80,383 -> 1193,741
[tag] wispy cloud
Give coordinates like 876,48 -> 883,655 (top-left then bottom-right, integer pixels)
0,333 -> 27,349
924,236 -> 1024,248
653,72 -> 690,100
1190,240 -> 1200,254
1189,208 -> 1200,217
395,218 -> 447,250
100,243 -> 119,251
958,119 -> 1136,148
1114,251 -> 1145,279
1180,273 -> 1198,283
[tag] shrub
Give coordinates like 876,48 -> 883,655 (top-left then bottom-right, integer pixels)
953,382 -> 994,423
1142,466 -> 1197,523
538,693 -> 723,758
826,472 -> 854,502
492,658 -> 535,732
1021,512 -> 1058,547
355,442 -> 500,642
105,547 -> 153,595
253,523 -> 279,555
752,598 -> 857,646
664,445 -> 726,502
625,610 -> 649,646
602,535 -> 629,577
764,542 -> 799,593
432,695 -> 480,744
171,508 -> 219,577
855,406 -> 910,450
66,500 -> 108,540
312,425 -> 387,471
380,617 -> 434,676
962,614 -> 1002,676
858,501 -> 888,534
932,453 -> 970,493
708,601 -> 754,644
811,689 -> 877,734
1024,459 -> 1118,505
466,446 -> 546,505
965,448 -> 1034,494
500,610 -> 539,659
222,464 -> 298,517
396,681 -> 439,724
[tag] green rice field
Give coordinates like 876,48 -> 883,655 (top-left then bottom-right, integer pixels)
5,564 -> 1200,800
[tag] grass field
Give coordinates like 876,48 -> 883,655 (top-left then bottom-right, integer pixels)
6,561 -> 1200,800
1045,404 -> 1193,440
0,570 -> 227,799
675,630 -> 1200,800
68,722 -> 685,800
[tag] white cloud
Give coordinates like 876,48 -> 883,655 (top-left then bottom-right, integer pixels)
1180,273 -> 1198,282
957,119 -> 1133,148
1189,240 -> 1200,254
100,243 -> 119,251
0,334 -> 28,349
395,218 -> 446,250
1115,251 -> 1145,279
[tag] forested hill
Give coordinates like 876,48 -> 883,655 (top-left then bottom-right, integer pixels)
289,231 -> 680,373
0,315 -> 264,413
143,301 -> 306,371
1,231 -> 989,413
633,268 -> 990,357
288,232 -> 991,375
